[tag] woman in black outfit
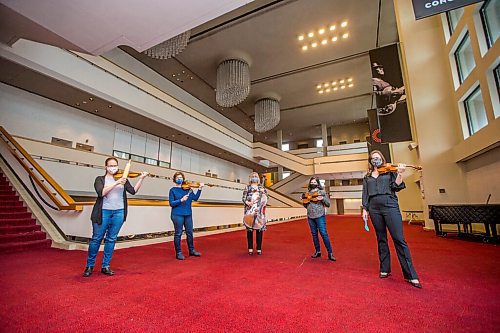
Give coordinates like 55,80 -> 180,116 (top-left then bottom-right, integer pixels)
362,150 -> 421,288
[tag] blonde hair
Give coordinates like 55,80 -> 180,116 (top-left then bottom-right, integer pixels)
248,172 -> 260,185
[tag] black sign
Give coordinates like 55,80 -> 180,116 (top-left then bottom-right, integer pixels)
412,0 -> 483,20
367,109 -> 392,162
369,44 -> 413,143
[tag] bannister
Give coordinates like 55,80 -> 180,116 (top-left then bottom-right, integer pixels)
0,126 -> 82,211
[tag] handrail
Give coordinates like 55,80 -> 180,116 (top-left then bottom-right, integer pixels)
0,126 -> 82,211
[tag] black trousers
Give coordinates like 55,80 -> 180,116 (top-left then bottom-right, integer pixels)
369,195 -> 418,280
247,229 -> 263,250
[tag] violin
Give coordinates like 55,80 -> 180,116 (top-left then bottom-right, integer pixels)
181,181 -> 214,190
302,192 -> 322,204
112,160 -> 152,179
376,163 -> 422,174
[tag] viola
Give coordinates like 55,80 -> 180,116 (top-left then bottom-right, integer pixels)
181,181 -> 214,190
113,170 -> 144,180
302,192 -> 322,204
376,163 -> 422,174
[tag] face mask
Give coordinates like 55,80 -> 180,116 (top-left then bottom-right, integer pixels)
371,158 -> 383,167
251,177 -> 259,183
107,166 -> 118,174
175,178 -> 183,185
310,183 -> 318,188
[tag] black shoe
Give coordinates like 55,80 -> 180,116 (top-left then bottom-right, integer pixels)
176,253 -> 185,260
407,279 -> 422,289
311,251 -> 321,258
328,253 -> 336,261
100,267 -> 114,276
189,250 -> 201,257
257,250 -> 262,255
379,272 -> 391,279
82,266 -> 93,277
248,249 -> 254,255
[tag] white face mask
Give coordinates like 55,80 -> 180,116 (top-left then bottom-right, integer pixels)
107,166 -> 118,174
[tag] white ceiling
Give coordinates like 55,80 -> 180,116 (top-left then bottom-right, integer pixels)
0,0 -> 254,54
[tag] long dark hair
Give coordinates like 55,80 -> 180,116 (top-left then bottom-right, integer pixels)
367,150 -> 387,176
104,157 -> 118,175
308,177 -> 323,191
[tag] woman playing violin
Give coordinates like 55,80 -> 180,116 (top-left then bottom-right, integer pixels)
362,150 -> 421,288
83,157 -> 148,277
168,171 -> 204,260
302,177 -> 336,261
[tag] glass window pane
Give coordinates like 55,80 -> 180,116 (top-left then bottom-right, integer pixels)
447,8 -> 464,33
281,143 -> 290,151
481,0 -> 500,48
145,158 -> 158,166
130,154 -> 145,163
455,33 -> 475,83
316,139 -> 323,148
464,87 -> 488,135
495,64 -> 500,105
113,150 -> 129,159
159,161 -> 170,168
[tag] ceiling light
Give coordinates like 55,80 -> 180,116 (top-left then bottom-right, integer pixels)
216,58 -> 251,107
342,33 -> 349,39
89,97 -> 94,101
318,28 -> 325,35
332,81 -> 337,85
324,82 -> 330,87
326,88 -> 331,92
331,36 -> 338,42
254,98 -> 280,133
302,45 -> 308,51
329,25 -> 336,31
333,87 -> 338,91
298,35 -> 305,41
348,83 -> 354,87
319,90 -> 324,94
340,79 -> 345,84
311,42 -> 318,48
348,78 -> 353,82
144,30 -> 191,59
341,85 -> 346,89
321,39 -> 327,45
341,21 -> 348,28
308,32 -> 314,38
316,84 -> 322,89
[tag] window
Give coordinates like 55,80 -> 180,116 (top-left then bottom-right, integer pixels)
480,0 -> 500,48
113,150 -> 130,159
464,87 -> 488,135
454,32 -> 476,83
145,158 -> 158,166
339,140 -> 347,145
281,143 -> 290,151
159,161 -> 170,168
130,154 -> 145,163
447,8 -> 464,33
282,171 -> 291,179
316,139 -> 323,148
297,143 -> 309,149
494,64 -> 500,105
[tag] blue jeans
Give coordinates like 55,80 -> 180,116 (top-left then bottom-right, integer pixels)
86,209 -> 125,268
307,215 -> 333,253
171,214 -> 194,254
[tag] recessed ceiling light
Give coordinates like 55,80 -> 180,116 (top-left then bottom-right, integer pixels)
333,87 -> 338,91
326,88 -> 331,92
324,82 -> 330,87
302,45 -> 308,51
329,25 -> 336,31
172,74 -> 176,77
348,78 -> 353,82
341,85 -> 346,89
348,83 -> 354,87
342,33 -> 349,39
331,36 -> 338,42
94,109 -> 98,113
316,84 -> 322,89
332,81 -> 337,85
308,32 -> 314,38
89,97 -> 94,101
82,101 -> 87,104
321,39 -> 328,45
298,35 -> 305,41
311,42 -> 318,48
108,105 -> 112,108
341,21 -> 348,28
340,79 -> 345,84
318,28 -> 325,35
319,90 -> 324,94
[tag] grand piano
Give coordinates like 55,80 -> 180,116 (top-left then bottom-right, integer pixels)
429,204 -> 500,242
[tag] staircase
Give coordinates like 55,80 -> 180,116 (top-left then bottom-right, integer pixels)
0,170 -> 51,253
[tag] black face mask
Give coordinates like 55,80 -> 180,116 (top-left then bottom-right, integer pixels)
310,184 -> 318,189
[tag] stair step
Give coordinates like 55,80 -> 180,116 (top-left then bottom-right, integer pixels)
0,212 -> 32,218
0,231 -> 46,244
0,239 -> 51,253
0,185 -> 13,191
0,201 -> 23,207
0,206 -> 28,213
0,224 -> 41,234
0,190 -> 16,195
0,194 -> 19,199
0,217 -> 36,226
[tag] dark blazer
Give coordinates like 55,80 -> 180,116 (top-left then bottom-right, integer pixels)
90,175 -> 136,224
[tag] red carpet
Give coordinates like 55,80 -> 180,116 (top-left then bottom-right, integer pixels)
0,215 -> 499,332
0,171 -> 51,253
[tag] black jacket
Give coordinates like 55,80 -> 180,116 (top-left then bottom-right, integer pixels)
361,172 -> 405,211
90,176 -> 136,224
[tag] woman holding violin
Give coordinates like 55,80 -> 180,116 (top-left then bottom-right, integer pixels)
83,157 -> 148,277
362,150 -> 421,288
302,177 -> 336,261
169,171 -> 203,260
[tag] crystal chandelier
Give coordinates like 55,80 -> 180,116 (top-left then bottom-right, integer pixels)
144,31 -> 191,59
254,98 -> 280,133
216,59 -> 250,107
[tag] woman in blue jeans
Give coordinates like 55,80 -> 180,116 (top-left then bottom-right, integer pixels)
169,171 -> 204,260
302,177 -> 336,261
83,157 -> 148,277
